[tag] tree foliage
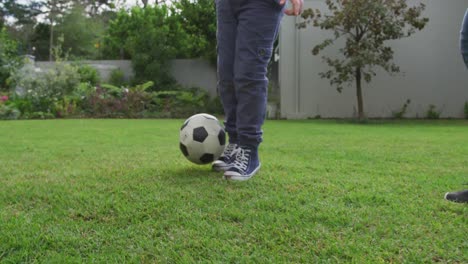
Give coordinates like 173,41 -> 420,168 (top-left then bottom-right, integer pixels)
175,0 -> 217,64
2,0 -> 218,90
72,0 -> 115,16
299,0 -> 429,119
0,0 -> 42,26
0,0 -> 42,56
103,5 -> 192,89
0,27 -> 18,89
55,5 -> 106,59
102,0 -> 216,88
29,23 -> 51,61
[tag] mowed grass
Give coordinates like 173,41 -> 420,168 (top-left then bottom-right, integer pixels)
0,119 -> 467,263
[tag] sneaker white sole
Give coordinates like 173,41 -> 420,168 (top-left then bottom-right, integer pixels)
444,192 -> 450,200
212,164 -> 232,172
212,160 -> 232,172
223,163 -> 261,181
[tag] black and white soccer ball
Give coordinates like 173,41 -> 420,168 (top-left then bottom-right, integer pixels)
179,113 -> 226,165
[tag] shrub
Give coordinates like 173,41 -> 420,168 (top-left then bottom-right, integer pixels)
9,60 -> 80,114
7,97 -> 33,116
426,104 -> 441,119
104,6 -> 190,90
24,111 -> 55,119
74,82 -> 96,98
53,96 -> 81,118
0,104 -> 21,120
43,63 -> 81,98
108,68 -> 127,87
82,82 -> 154,118
83,88 -> 152,118
76,64 -> 100,86
206,96 -> 224,116
81,83 -> 218,118
392,99 -> 411,119
0,28 -> 20,90
151,87 -> 216,118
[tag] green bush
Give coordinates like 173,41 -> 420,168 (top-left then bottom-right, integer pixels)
74,82 -> 96,98
0,28 -> 20,90
103,6 -> 191,90
206,96 -> 224,116
7,97 -> 33,115
175,0 -> 217,64
392,99 -> 411,119
80,82 -> 218,119
151,87 -> 219,118
76,64 -> 100,86
44,63 -> 81,97
82,82 -> 154,118
6,67 -> 220,119
9,61 -> 80,114
53,96 -> 81,118
426,104 -> 441,119
0,104 -> 20,120
108,68 -> 127,87
23,111 -> 55,119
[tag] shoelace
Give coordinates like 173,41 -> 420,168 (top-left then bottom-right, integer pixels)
222,143 -> 237,157
232,148 -> 251,171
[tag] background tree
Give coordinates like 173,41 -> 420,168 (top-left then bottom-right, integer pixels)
175,0 -> 216,64
0,0 -> 42,26
73,0 -> 115,17
55,4 -> 106,59
43,0 -> 72,61
140,0 -> 172,7
29,23 -> 50,60
0,0 -> 42,55
103,5 -> 191,89
0,26 -> 18,90
299,0 -> 429,120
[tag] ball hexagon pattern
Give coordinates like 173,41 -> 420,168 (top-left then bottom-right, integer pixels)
179,113 -> 226,165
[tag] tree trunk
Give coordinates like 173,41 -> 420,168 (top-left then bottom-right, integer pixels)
49,21 -> 54,61
120,47 -> 124,60
355,67 -> 364,120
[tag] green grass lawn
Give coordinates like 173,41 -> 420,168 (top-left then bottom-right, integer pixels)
0,119 -> 467,263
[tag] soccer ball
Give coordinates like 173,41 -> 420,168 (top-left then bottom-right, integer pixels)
179,113 -> 226,165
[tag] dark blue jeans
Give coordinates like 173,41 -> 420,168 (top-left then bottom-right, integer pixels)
461,9 -> 468,68
216,0 -> 284,147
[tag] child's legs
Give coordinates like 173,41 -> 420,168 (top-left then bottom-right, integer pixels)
216,0 -> 238,143
233,0 -> 284,147
462,10 -> 468,68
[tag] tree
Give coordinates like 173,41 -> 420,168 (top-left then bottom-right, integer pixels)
175,0 -> 216,63
0,0 -> 42,55
72,0 -> 115,17
0,27 -> 18,89
55,4 -> 105,59
140,0 -> 172,7
30,23 -> 50,60
103,5 -> 192,89
0,0 -> 42,26
42,0 -> 73,61
299,0 -> 428,119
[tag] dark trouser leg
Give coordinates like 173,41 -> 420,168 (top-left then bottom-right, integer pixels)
216,0 -> 238,144
233,0 -> 284,148
461,10 -> 468,68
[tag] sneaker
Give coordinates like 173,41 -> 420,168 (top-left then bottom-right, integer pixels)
212,143 -> 238,172
444,189 -> 468,203
224,145 -> 260,181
